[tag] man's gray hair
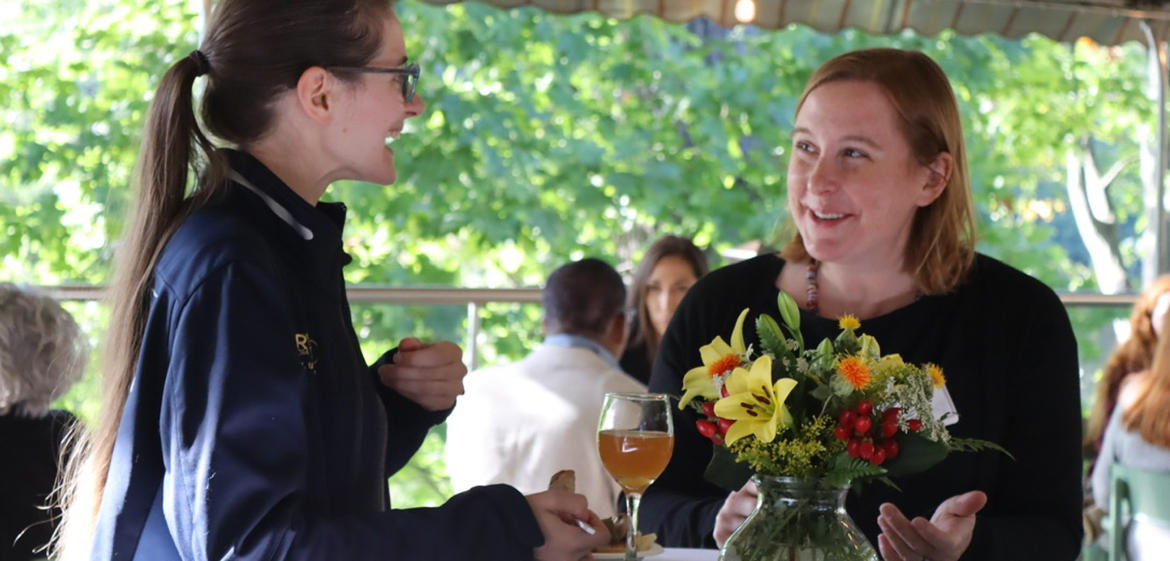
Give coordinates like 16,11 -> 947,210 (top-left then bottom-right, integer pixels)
0,282 -> 88,417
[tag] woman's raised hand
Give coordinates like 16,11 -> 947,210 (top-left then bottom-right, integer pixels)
876,490 -> 987,561
377,337 -> 467,411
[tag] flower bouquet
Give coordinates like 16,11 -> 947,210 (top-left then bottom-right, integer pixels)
679,291 -> 1005,561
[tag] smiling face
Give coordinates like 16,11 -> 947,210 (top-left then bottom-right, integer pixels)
787,80 -> 946,269
326,11 -> 425,186
645,255 -> 699,337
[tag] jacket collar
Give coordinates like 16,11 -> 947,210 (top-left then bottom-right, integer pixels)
225,149 -> 348,237
543,333 -> 622,371
224,149 -> 353,275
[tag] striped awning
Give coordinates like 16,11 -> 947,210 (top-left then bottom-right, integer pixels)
419,0 -> 1170,45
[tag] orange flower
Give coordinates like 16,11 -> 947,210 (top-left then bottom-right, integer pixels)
837,356 -> 871,390
680,309 -> 750,408
708,354 -> 742,378
927,363 -> 946,388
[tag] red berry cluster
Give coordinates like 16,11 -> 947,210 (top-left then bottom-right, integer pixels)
833,400 -> 922,466
695,401 -> 735,445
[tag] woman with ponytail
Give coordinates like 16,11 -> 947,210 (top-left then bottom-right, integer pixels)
55,1 -> 608,560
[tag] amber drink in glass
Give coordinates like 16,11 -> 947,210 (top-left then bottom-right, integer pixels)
597,393 -> 674,561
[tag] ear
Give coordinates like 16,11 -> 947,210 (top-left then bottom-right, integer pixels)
917,151 -> 953,207
295,67 -> 337,124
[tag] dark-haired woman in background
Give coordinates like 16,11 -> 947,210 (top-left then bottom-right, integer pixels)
53,1 -> 607,560
620,235 -> 709,384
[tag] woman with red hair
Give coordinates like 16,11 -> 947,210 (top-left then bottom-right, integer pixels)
1091,307 -> 1170,560
1085,275 -> 1170,463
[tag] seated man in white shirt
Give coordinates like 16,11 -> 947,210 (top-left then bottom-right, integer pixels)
446,258 -> 646,519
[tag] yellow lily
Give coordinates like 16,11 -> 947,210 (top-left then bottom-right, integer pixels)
713,355 -> 798,445
679,309 -> 750,409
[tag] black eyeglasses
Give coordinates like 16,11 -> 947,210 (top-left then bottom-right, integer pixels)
329,62 -> 420,104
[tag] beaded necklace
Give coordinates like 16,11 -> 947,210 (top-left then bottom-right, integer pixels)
806,260 -> 821,313
806,259 -> 922,315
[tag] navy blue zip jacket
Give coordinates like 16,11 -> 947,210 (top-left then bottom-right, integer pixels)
90,150 -> 543,560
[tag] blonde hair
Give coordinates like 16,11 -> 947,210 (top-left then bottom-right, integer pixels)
780,48 -> 977,294
0,283 -> 88,418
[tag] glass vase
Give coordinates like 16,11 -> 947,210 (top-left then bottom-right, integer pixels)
719,475 -> 879,561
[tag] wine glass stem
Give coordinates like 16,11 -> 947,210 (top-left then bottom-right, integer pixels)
624,491 -> 642,561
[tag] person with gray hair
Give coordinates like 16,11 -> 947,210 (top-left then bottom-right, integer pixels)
447,258 -> 647,519
1,283 -> 88,561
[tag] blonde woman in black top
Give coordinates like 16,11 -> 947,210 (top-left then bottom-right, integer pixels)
641,49 -> 1082,561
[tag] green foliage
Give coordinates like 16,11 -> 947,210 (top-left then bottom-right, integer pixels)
51,300 -> 110,424
723,475 -> 879,561
728,415 -> 843,480
821,455 -> 886,489
881,433 -> 949,478
388,426 -> 453,507
948,436 -> 1016,461
756,314 -> 790,361
705,441 -> 755,490
1,0 -> 199,283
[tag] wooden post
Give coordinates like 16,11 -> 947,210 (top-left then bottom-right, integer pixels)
1141,20 -> 1169,285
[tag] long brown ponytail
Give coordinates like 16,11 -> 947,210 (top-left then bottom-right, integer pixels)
54,50 -> 225,561
55,0 -> 393,556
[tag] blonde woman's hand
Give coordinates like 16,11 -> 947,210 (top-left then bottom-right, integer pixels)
714,479 -> 758,548
377,337 -> 467,411
527,491 -> 610,561
876,490 -> 986,561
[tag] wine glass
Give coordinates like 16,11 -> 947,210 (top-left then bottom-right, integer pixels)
597,392 -> 674,561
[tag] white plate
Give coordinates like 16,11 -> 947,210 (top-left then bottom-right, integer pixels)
593,543 -> 665,559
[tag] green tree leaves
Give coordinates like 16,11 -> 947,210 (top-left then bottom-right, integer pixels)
1,0 -> 1158,508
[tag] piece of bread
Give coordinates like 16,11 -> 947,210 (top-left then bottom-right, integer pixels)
548,469 -> 576,493
546,470 -> 657,552
593,531 -> 657,553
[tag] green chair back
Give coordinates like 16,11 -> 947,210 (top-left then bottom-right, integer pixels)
1108,464 -> 1170,561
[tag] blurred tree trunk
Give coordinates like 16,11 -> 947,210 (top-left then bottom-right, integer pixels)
1065,136 -> 1132,295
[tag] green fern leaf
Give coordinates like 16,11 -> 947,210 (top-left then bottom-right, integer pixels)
757,314 -> 794,362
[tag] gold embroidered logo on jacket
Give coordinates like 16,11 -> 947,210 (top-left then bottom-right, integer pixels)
295,333 -> 318,373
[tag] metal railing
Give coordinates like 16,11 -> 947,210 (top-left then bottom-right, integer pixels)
37,285 -> 544,371
33,285 -> 1138,370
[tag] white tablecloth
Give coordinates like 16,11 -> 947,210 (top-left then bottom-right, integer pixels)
656,548 -> 718,561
